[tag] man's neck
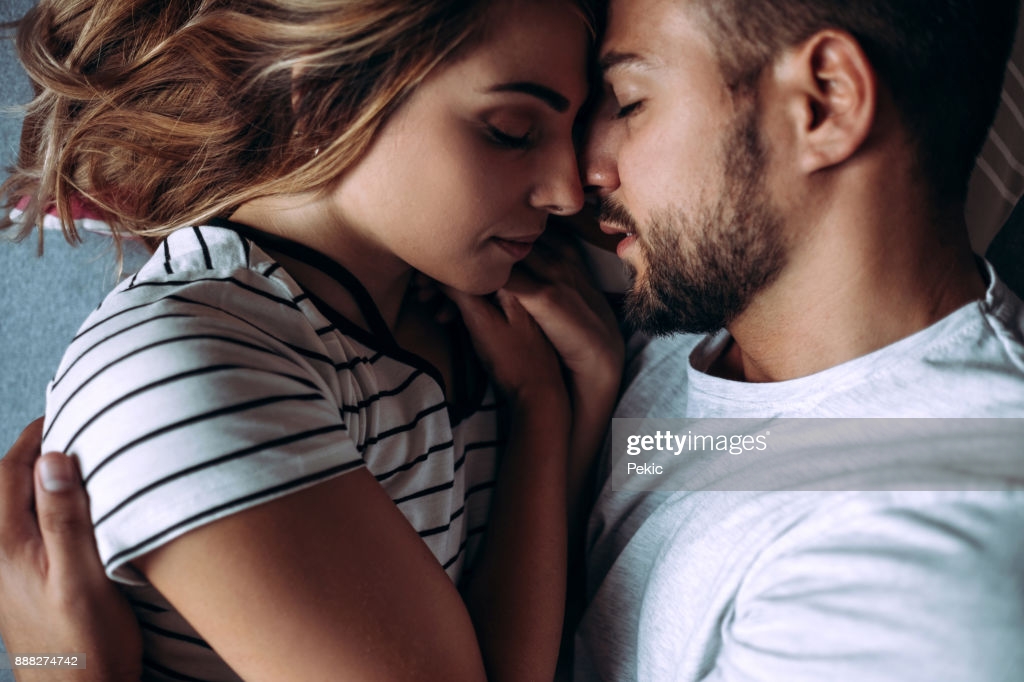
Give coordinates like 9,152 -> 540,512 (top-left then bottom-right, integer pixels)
715,203 -> 986,384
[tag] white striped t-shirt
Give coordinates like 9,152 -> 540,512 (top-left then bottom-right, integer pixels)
41,223 -> 502,682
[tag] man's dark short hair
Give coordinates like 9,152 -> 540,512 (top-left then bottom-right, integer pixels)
691,0 -> 1020,204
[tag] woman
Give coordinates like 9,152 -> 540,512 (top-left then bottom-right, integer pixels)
0,0 -> 622,679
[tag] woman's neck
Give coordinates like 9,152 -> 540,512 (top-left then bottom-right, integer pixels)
230,195 -> 412,332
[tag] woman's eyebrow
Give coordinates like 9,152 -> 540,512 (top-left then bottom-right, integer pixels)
488,82 -> 570,113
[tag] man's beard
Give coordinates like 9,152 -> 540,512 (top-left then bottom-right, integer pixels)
605,103 -> 787,336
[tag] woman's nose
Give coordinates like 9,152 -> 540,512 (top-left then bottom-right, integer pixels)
531,142 -> 586,215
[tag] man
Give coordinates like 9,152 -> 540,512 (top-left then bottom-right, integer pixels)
3,1 -> 1024,680
573,0 -> 1024,680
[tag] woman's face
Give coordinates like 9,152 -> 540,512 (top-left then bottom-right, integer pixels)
327,0 -> 590,294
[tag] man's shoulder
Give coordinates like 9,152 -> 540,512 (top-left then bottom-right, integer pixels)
979,267 -> 1024,364
905,269 -> 1024,415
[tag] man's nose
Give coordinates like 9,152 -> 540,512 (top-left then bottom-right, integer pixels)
581,98 -> 622,197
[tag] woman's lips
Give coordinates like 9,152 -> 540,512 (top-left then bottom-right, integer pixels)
492,236 -> 539,260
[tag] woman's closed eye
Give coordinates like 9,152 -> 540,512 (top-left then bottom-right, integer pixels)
487,124 -> 534,150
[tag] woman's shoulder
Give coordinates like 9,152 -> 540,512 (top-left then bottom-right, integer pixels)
86,224 -> 326,346
46,225 -> 348,414
121,224 -> 296,300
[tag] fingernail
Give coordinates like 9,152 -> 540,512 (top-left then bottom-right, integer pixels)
39,454 -> 76,493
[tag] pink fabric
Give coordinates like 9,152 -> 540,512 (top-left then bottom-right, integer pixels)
15,194 -> 107,221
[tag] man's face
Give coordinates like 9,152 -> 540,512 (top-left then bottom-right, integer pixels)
584,0 -> 786,335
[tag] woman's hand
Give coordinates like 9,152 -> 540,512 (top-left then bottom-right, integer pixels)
0,420 -> 142,682
443,286 -> 570,409
504,231 -> 625,528
505,229 -> 625,409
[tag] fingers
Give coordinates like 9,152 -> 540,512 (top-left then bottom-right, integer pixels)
3,418 -> 43,468
442,287 -> 527,340
503,266 -> 623,380
517,240 -> 608,322
34,453 -> 107,585
503,269 -> 577,330
512,244 -> 621,344
492,289 -> 533,327
0,418 -> 45,550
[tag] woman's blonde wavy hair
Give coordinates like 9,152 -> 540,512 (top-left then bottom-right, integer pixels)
1,0 -> 596,252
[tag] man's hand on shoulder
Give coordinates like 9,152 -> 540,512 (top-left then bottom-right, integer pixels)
0,420 -> 142,682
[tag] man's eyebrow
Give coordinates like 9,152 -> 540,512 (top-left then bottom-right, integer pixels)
488,82 -> 571,113
599,51 -> 651,74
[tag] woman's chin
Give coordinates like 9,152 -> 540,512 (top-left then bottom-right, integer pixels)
439,269 -> 513,297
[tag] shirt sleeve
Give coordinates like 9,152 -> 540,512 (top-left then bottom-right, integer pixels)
42,279 -> 363,585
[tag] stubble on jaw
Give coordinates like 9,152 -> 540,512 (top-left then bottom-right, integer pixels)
622,100 -> 788,336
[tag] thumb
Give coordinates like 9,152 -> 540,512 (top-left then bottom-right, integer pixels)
34,452 -> 106,582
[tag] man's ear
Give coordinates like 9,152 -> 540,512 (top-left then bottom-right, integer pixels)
771,30 -> 877,174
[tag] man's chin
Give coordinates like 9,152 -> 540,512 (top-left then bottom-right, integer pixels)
623,282 -> 728,337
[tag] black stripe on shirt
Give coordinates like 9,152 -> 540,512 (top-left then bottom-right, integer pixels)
94,423 -> 349,527
162,239 -> 173,275
463,439 -> 502,454
464,480 -> 495,500
105,458 -> 365,568
373,439 -> 454,482
340,369 -> 423,414
140,621 -> 213,650
192,226 -> 213,269
393,480 -> 454,506
161,294 -> 336,366
335,351 -> 385,371
78,266 -> 318,344
46,334 -> 294,443
142,657 -> 210,682
454,439 -> 502,473
83,393 -> 326,485
129,275 -> 301,311
418,504 -> 465,538
73,299 -> 169,342
64,364 -> 322,452
52,313 -> 196,390
359,400 -> 448,451
240,232 -> 251,267
128,598 -> 168,613
442,537 -> 470,570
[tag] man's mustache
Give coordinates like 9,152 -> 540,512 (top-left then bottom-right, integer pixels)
597,198 -> 640,234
